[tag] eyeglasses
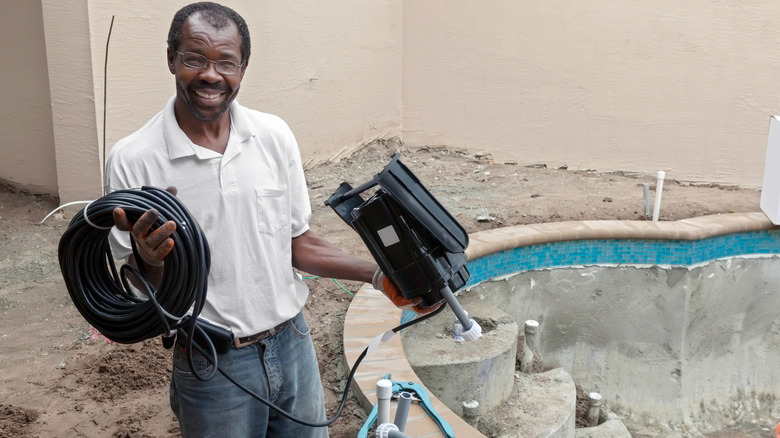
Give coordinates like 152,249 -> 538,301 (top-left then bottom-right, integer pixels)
175,50 -> 243,75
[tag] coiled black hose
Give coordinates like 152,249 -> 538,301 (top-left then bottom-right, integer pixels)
58,186 -> 210,345
57,185 -> 447,428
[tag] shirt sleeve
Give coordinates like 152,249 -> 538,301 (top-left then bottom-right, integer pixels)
285,129 -> 312,238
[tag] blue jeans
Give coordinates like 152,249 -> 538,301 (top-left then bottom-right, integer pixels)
170,311 -> 329,438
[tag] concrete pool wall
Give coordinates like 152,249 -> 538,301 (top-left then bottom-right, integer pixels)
461,212 -> 780,433
343,212 -> 780,436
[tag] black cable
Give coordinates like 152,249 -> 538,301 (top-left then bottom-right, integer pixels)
212,303 -> 447,427
59,186 -> 210,345
58,185 -> 446,428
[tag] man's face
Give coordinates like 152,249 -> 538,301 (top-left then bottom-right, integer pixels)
167,14 -> 246,122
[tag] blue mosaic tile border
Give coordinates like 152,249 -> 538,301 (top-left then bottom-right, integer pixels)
400,229 -> 780,324
464,229 -> 780,287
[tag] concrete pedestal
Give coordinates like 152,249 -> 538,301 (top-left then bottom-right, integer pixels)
401,301 -> 518,416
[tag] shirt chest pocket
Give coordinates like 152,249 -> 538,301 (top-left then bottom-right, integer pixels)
255,186 -> 289,235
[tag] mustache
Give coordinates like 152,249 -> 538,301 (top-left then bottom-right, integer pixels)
191,82 -> 227,93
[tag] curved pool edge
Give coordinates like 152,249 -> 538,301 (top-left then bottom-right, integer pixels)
342,285 -> 484,437
465,212 -> 775,262
342,211 -> 779,436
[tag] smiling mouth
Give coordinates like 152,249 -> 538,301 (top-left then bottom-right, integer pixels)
194,89 -> 223,100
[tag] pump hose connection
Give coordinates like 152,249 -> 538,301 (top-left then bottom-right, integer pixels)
58,186 -> 210,346
57,185 -> 447,428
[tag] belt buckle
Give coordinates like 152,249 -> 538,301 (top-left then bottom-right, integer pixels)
234,336 -> 257,349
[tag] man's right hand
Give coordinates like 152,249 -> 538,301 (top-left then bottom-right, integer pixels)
112,186 -> 178,267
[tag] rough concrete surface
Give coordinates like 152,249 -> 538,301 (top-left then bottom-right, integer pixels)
479,368 -> 577,438
574,419 -> 632,438
401,301 -> 519,416
460,257 -> 780,436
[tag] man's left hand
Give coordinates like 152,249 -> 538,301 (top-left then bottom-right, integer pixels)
372,269 -> 443,314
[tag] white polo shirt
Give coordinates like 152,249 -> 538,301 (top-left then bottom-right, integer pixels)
105,96 -> 312,337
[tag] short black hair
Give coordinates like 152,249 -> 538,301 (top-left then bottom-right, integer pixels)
167,2 -> 251,63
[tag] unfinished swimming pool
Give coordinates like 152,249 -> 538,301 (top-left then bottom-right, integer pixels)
344,212 -> 780,437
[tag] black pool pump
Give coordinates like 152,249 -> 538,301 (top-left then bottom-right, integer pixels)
326,154 -> 481,340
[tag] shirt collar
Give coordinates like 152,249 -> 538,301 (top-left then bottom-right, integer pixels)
162,95 -> 255,160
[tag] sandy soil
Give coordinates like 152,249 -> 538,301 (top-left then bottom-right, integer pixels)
0,141 -> 763,438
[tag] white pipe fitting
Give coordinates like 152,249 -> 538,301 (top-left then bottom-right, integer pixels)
453,318 -> 482,341
376,423 -> 413,438
376,379 -> 393,426
440,286 -> 481,341
376,423 -> 399,438
652,170 -> 665,222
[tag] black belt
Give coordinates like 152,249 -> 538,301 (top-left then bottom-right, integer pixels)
234,319 -> 293,348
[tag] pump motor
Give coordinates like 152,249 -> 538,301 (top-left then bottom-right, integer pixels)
326,154 -> 481,340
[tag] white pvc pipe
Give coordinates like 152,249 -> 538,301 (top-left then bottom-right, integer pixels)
521,320 -> 539,373
652,171 -> 665,222
376,379 -> 393,426
462,399 -> 480,427
588,392 -> 603,427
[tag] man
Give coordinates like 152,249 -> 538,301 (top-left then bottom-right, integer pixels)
105,3 -> 429,437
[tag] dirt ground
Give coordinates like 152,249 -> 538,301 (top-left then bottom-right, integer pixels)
0,141 -> 764,438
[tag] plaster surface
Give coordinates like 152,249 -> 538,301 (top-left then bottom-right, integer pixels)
0,0 -> 57,194
7,2 -> 780,199
401,301 -> 518,416
402,1 -> 780,187
459,257 -> 780,434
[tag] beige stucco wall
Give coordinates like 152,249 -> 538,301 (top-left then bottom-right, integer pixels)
402,1 -> 780,187
87,0 -> 403,173
0,1 -> 58,194
42,0 -> 104,203
3,1 -> 780,201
